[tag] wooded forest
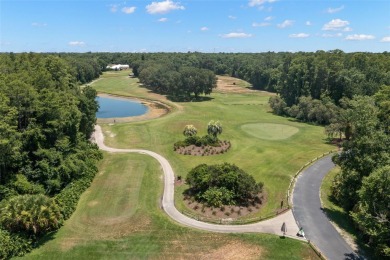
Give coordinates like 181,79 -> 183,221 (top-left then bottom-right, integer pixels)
0,51 -> 389,258
0,53 -> 102,258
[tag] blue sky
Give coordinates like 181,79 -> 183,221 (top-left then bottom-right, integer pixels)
1,0 -> 389,53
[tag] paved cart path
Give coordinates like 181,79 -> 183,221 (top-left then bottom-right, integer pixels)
93,125 -> 301,238
293,155 -> 359,260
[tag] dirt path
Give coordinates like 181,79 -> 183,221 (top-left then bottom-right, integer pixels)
92,125 -> 302,239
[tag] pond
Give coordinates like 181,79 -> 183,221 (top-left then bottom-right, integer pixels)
96,96 -> 148,118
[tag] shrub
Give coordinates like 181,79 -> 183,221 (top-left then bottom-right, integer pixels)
201,187 -> 234,208
0,186 -> 17,201
0,229 -> 32,259
0,194 -> 63,237
55,169 -> 96,219
186,163 -> 263,206
10,174 -> 45,195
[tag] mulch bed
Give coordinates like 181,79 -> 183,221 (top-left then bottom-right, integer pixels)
174,141 -> 231,156
182,193 -> 266,220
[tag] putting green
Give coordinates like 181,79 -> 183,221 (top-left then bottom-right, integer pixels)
241,123 -> 299,140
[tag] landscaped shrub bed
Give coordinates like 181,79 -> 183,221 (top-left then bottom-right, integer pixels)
174,121 -> 231,156
183,163 -> 265,219
174,136 -> 231,156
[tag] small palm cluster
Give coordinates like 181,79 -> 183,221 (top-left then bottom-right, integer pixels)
174,121 -> 230,156
207,120 -> 222,141
183,124 -> 198,137
0,194 -> 63,237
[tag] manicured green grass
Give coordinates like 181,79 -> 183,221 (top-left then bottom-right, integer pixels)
24,152 -> 319,259
93,72 -> 335,217
241,123 -> 299,140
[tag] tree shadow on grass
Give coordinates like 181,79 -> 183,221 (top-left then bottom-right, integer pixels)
33,231 -> 57,249
167,95 -> 214,102
322,206 -> 356,236
137,83 -> 214,103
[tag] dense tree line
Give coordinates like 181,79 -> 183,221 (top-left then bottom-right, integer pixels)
1,50 -> 388,257
76,51 -> 389,105
331,91 -> 390,257
20,51 -> 388,105
137,62 -> 216,100
0,53 -> 101,258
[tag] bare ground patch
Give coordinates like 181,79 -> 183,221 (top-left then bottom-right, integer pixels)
216,75 -> 273,95
159,236 -> 264,260
199,241 -> 264,260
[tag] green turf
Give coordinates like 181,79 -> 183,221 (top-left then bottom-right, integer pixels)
241,123 -> 299,140
92,72 -> 335,217
24,152 -> 319,259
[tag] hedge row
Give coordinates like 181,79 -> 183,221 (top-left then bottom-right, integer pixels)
0,229 -> 32,259
55,169 -> 97,219
0,169 -> 98,259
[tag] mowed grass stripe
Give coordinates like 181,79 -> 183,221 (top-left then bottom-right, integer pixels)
25,152 -> 319,259
241,123 -> 299,140
92,72 -> 334,217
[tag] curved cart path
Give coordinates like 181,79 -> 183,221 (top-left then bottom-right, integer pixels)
293,155 -> 359,260
93,125 -> 301,238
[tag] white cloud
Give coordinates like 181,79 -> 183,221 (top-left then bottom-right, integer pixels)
322,33 -> 343,38
68,41 -> 85,46
343,27 -> 353,32
200,26 -> 209,31
322,19 -> 350,31
326,5 -> 344,14
248,0 -> 277,7
221,32 -> 253,38
306,21 -> 311,26
228,15 -> 237,20
277,20 -> 294,28
32,22 -> 47,27
252,22 -> 271,27
122,6 -> 136,14
158,17 -> 168,22
110,4 -> 118,12
146,0 -> 185,14
380,36 -> 390,42
264,16 -> 273,21
289,33 -> 309,38
345,34 -> 375,41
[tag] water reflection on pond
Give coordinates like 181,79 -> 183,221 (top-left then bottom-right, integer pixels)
96,96 -> 148,118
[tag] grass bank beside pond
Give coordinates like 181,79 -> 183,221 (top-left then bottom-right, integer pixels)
92,71 -> 335,218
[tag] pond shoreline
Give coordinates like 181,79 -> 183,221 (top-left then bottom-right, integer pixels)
96,93 -> 171,123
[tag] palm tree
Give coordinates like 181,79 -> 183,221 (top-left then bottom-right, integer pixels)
0,194 -> 63,237
207,120 -> 222,140
183,125 -> 198,137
